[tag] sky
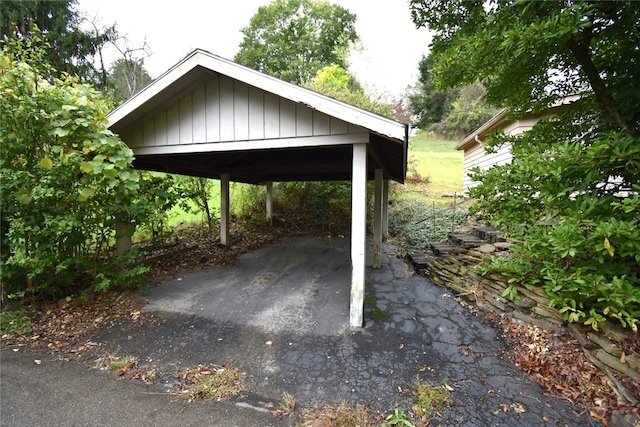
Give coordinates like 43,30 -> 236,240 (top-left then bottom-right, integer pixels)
76,0 -> 432,100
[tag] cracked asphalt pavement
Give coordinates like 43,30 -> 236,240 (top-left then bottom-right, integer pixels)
1,236 -> 600,426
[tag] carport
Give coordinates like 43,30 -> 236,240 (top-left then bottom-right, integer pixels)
107,49 -> 408,327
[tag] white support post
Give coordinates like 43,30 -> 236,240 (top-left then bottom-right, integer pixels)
350,143 -> 367,328
266,181 -> 273,225
382,179 -> 389,242
220,173 -> 230,246
373,169 -> 383,269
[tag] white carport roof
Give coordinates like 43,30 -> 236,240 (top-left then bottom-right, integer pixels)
107,49 -> 408,184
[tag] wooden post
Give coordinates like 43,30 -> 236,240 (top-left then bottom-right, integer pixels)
382,179 -> 389,242
266,181 -> 273,225
350,143 -> 367,328
220,173 -> 230,246
373,169 -> 383,269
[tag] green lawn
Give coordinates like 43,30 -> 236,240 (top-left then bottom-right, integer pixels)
403,132 -> 464,205
158,132 -> 463,233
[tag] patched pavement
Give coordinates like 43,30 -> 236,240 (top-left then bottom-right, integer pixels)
1,236 -> 600,426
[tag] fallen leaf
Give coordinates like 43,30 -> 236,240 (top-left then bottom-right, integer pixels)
511,403 -> 525,414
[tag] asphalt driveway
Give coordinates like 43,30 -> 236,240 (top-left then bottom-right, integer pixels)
1,236 -> 599,426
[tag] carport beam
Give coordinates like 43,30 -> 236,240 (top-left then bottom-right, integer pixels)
350,143 -> 367,328
220,173 -> 230,246
373,169 -> 383,268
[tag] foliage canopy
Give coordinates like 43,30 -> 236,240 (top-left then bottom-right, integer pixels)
234,0 -> 358,85
306,64 -> 393,118
0,0 -> 116,88
411,0 -> 640,330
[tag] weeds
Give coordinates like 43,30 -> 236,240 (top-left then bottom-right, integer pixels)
412,376 -> 451,420
296,402 -> 378,426
272,391 -> 297,419
0,308 -> 32,335
382,408 -> 414,426
176,363 -> 247,402
107,354 -> 138,372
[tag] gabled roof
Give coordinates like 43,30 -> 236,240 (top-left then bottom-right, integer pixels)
456,95 -> 581,151
107,49 -> 408,184
455,109 -> 507,151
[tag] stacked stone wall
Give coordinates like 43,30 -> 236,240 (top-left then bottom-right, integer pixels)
425,245 -> 640,411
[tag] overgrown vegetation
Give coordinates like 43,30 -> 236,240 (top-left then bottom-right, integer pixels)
0,38 -> 157,301
233,181 -> 353,234
388,198 -> 467,253
411,0 -> 640,331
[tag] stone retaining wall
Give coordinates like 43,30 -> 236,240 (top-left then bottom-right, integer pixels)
425,244 -> 640,411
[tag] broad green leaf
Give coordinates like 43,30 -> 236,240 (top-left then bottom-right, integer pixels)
40,158 -> 53,169
80,162 -> 94,174
52,127 -> 70,137
13,189 -> 32,205
78,187 -> 96,201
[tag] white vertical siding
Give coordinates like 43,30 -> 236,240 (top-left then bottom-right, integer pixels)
192,89 -> 206,143
219,75 -> 234,141
234,81 -> 249,141
296,104 -> 313,137
205,79 -> 220,142
179,96 -> 192,144
248,86 -> 264,140
331,117 -> 348,134
313,111 -> 331,135
122,76 -> 366,148
264,92 -> 280,139
155,112 -> 167,145
166,103 -> 180,144
280,99 -> 297,138
463,141 -> 513,192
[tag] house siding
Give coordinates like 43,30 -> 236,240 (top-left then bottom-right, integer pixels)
462,117 -> 538,193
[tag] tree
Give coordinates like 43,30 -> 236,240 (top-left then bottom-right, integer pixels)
0,40 -> 148,300
408,54 -> 458,129
0,0 -> 116,88
234,0 -> 358,85
108,58 -> 153,105
430,82 -> 501,138
410,1 -> 640,330
306,64 -> 393,118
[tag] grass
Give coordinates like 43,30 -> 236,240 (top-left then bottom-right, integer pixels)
296,402 -> 378,427
412,376 -> 452,420
107,354 -> 138,372
404,131 -> 464,206
176,363 -> 247,402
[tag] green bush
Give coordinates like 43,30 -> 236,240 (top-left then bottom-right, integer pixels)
388,198 -> 468,252
0,39 -> 171,301
232,181 -> 353,233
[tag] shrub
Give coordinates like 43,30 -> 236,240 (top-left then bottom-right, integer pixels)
388,198 -> 468,252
